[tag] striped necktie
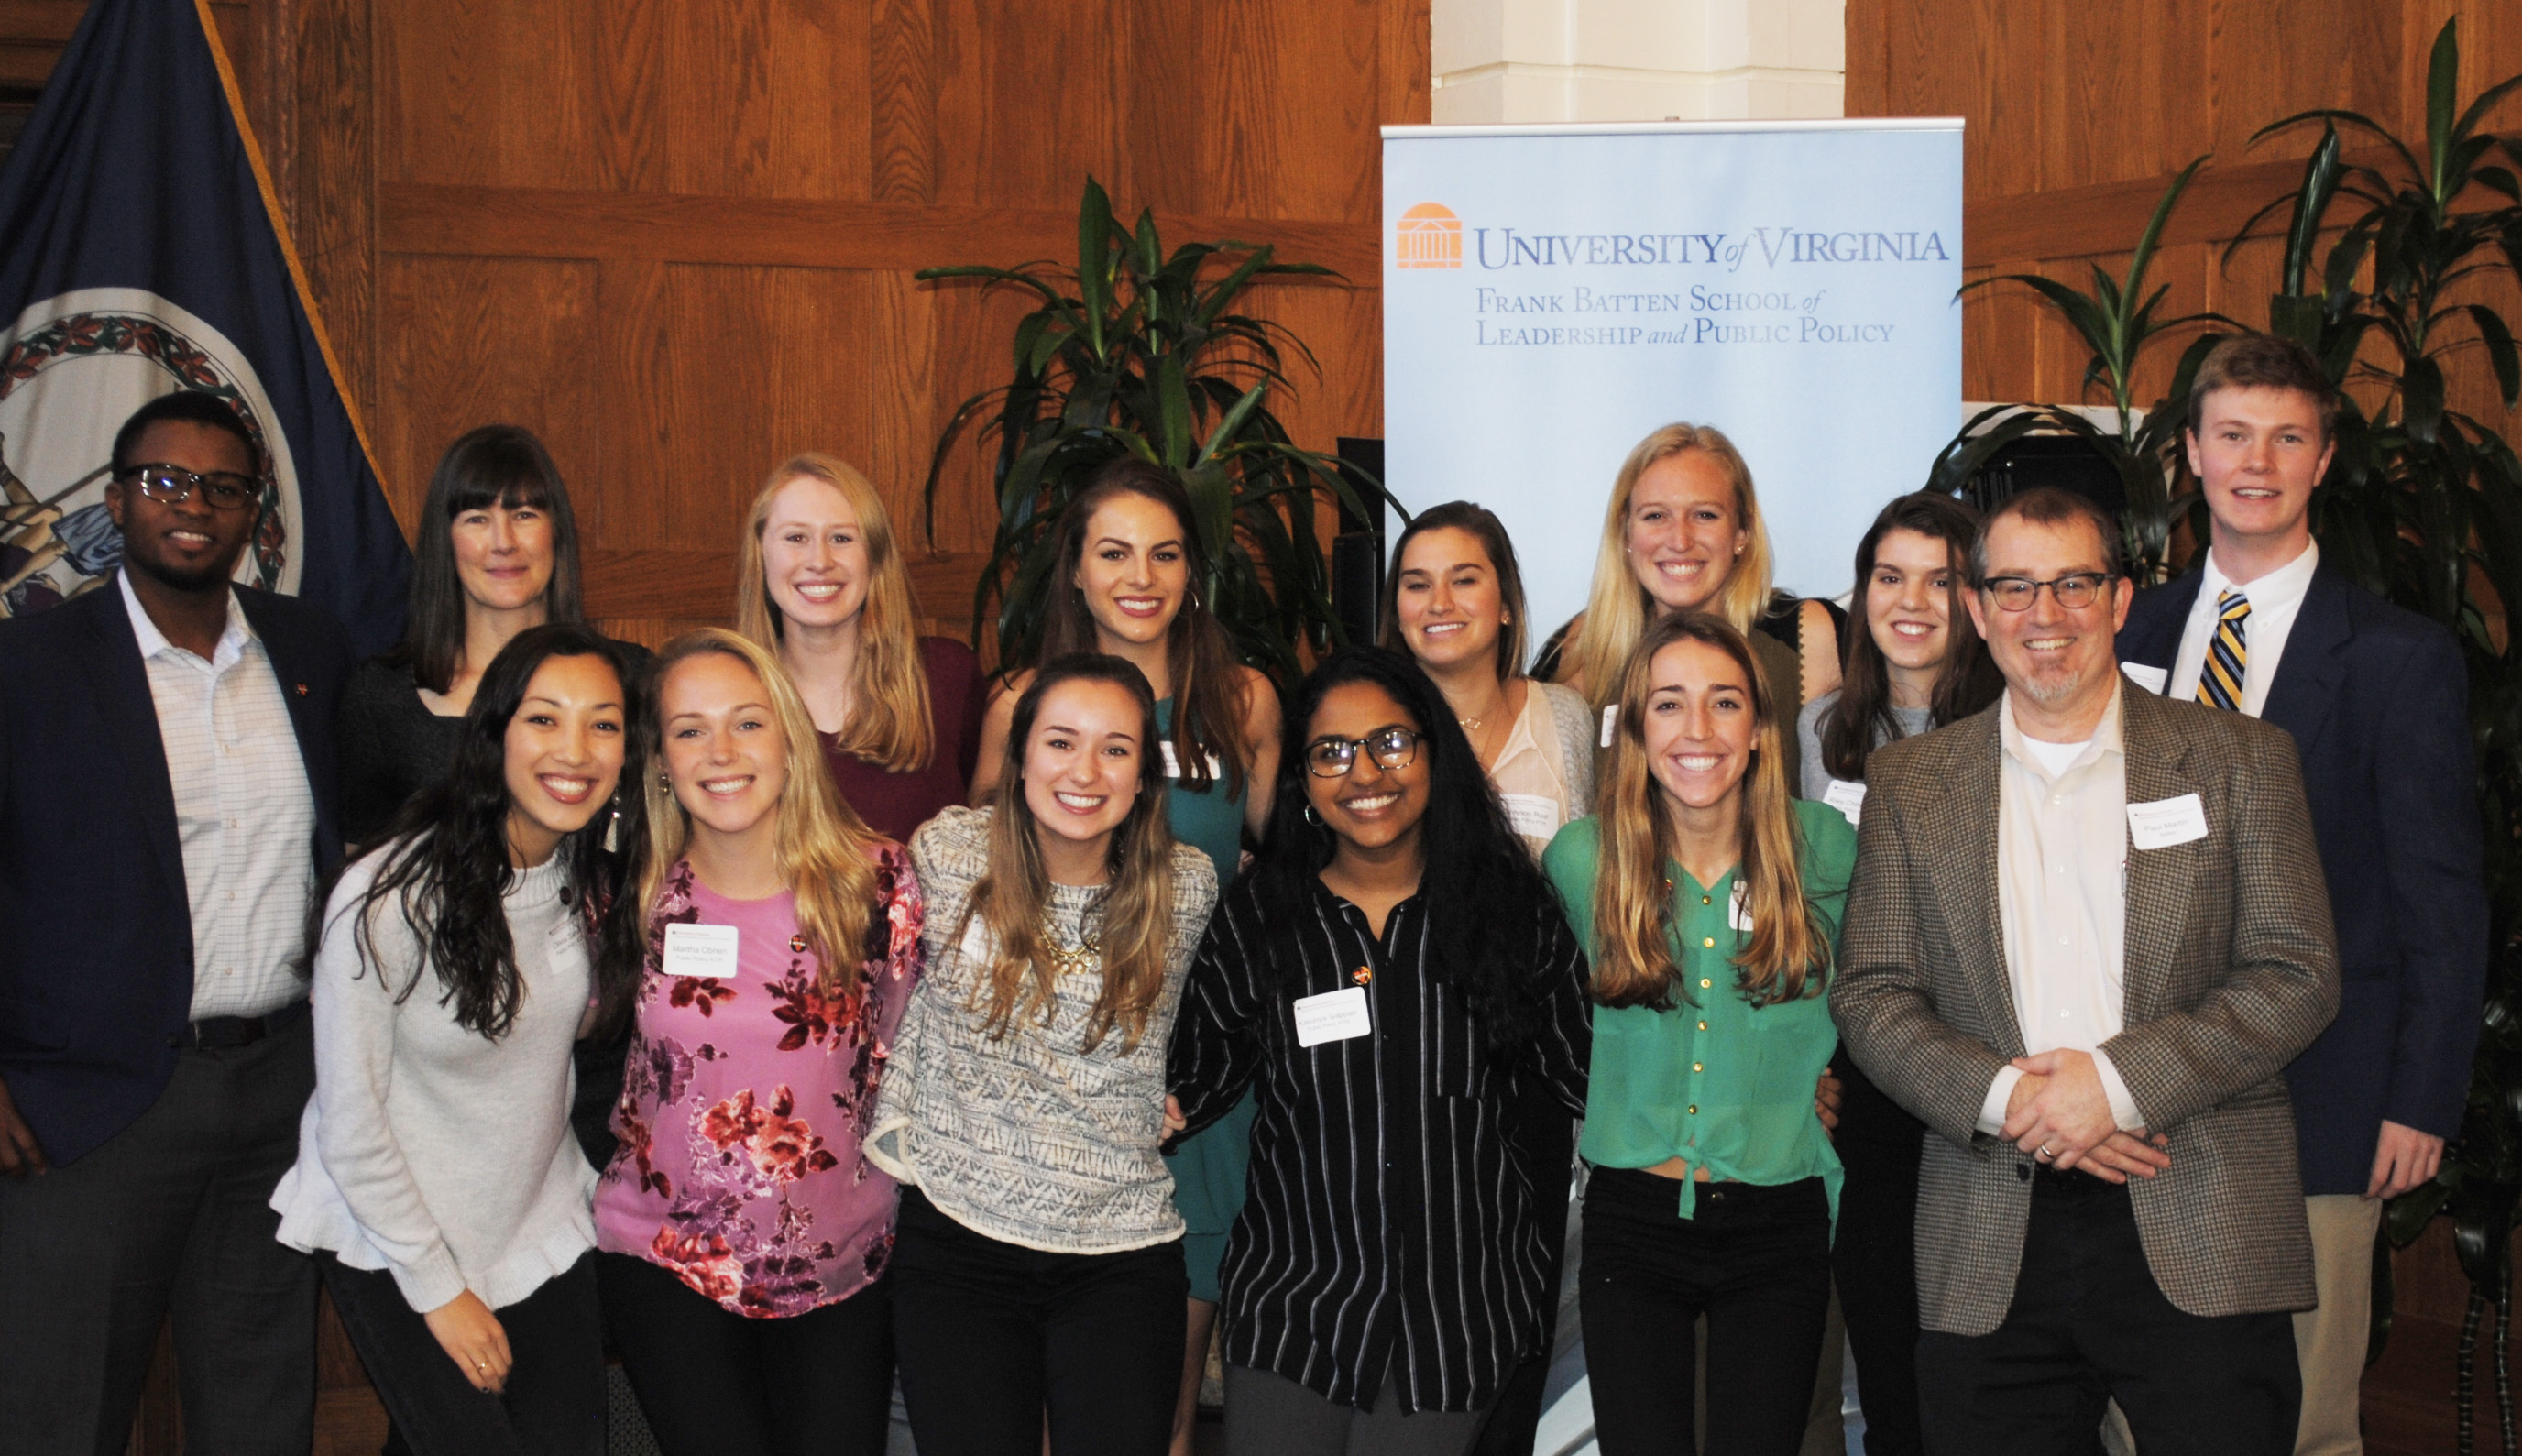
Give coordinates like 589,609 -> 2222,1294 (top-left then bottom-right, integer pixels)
2197,589 -> 2250,712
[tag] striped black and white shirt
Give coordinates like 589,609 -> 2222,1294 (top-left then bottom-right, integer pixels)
1167,874 -> 1591,1414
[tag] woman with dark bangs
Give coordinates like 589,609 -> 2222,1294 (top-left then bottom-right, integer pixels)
1168,646 -> 1591,1454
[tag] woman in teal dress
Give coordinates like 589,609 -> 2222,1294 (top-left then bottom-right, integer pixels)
1541,609 -> 1854,1456
970,459 -> 1277,1455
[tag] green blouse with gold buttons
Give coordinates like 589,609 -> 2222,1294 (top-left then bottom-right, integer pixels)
1542,798 -> 1856,1218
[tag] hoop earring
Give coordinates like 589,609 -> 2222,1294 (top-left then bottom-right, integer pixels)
1303,803 -> 1321,827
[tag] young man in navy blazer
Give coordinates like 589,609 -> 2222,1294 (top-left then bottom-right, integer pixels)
0,392 -> 354,1453
2118,332 -> 2486,1456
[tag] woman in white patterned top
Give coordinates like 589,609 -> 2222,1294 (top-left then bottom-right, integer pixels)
866,653 -> 1219,1456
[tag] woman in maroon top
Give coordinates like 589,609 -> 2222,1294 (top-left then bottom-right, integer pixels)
734,453 -> 984,842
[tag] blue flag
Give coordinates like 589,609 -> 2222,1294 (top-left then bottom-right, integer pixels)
0,0 -> 409,654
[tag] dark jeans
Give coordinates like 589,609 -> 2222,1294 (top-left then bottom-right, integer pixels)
1832,1056 -> 1926,1456
319,1249 -> 605,1456
597,1249 -> 894,1456
1223,1360 -> 1488,1456
1472,1084 -> 1577,1456
1578,1167 -> 1833,1456
890,1186 -> 1187,1456
0,1015 -> 317,1456
1914,1168 -> 2300,1456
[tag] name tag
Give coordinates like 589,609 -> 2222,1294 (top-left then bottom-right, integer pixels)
1821,777 -> 1867,826
1728,881 -> 1755,933
1158,741 -> 1225,780
2122,662 -> 2168,695
1500,793 -> 1562,842
662,923 -> 739,980
1293,986 -> 1373,1047
1599,705 -> 1618,749
2127,793 -> 2209,849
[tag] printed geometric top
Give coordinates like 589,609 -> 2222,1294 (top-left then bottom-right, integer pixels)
594,848 -> 923,1317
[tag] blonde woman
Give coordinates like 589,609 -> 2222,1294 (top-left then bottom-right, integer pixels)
1545,423 -> 1834,790
736,453 -> 984,843
1541,611 -> 1855,1456
592,629 -> 922,1456
868,654 -> 1220,1456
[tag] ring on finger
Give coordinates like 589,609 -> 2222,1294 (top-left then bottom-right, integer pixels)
2036,1144 -> 2056,1163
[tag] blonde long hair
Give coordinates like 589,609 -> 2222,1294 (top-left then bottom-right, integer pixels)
734,453 -> 936,772
964,655 -> 1179,1054
1589,612 -> 1826,1010
639,629 -> 889,1000
1563,423 -> 1773,711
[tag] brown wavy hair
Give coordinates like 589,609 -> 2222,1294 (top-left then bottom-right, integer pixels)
961,654 -> 1179,1054
1588,611 -> 1827,1010
1819,493 -> 2003,782
1377,499 -> 1531,680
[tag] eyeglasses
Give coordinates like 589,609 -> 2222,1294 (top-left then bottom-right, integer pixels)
1979,572 -> 2116,612
1304,726 -> 1421,778
117,464 -> 260,512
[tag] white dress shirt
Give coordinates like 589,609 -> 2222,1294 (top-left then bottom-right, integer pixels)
1976,685 -> 2147,1137
120,571 -> 318,1021
2166,539 -> 2320,717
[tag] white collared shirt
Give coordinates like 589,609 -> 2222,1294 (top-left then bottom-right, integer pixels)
1976,684 -> 2147,1136
119,571 -> 318,1021
2166,539 -> 2320,717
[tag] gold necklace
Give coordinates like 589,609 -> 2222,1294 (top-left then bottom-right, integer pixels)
1044,917 -> 1102,977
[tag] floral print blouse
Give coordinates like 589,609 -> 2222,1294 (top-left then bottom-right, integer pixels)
594,849 -> 922,1317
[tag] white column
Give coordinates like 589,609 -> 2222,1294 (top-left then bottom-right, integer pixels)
1431,0 -> 1846,125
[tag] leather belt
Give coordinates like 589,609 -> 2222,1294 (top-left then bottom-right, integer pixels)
176,999 -> 309,1051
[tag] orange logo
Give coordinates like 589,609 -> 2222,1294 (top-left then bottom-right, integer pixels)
1396,203 -> 1462,269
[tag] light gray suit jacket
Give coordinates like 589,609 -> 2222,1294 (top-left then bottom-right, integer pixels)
1830,680 -> 2341,1335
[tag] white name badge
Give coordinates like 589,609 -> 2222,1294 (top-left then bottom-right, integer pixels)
1293,986 -> 1373,1047
1158,741 -> 1226,780
1728,881 -> 1755,933
1599,705 -> 1618,749
662,923 -> 740,980
1821,777 -> 1867,827
2127,793 -> 2209,849
1500,793 -> 1562,843
2122,662 -> 2168,695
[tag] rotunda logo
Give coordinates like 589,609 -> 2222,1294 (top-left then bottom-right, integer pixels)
1396,203 -> 1463,269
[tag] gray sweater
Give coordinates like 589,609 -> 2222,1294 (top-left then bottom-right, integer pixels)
1797,689 -> 1933,803
272,847 -> 598,1313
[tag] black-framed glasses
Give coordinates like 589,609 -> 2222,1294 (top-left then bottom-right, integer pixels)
117,464 -> 260,512
1979,572 -> 2116,612
1304,726 -> 1421,778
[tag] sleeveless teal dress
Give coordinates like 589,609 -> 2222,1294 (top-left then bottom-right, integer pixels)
1156,697 -> 1258,1305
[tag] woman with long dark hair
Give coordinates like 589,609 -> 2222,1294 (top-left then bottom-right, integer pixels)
1541,612 -> 1854,1455
592,630 -> 921,1456
970,459 -> 1279,1452
1793,493 -> 1999,1456
1168,646 -> 1591,1453
271,623 -> 646,1456
869,654 -> 1219,1456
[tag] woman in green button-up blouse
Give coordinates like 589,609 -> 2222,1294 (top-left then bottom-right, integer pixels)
1541,609 -> 1855,1456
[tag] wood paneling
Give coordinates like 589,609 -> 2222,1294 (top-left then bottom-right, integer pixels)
1855,0 -> 2522,433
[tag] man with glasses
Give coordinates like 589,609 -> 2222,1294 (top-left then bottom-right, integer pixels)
1832,485 -> 2340,1454
2118,332 -> 2484,1456
0,390 -> 351,1452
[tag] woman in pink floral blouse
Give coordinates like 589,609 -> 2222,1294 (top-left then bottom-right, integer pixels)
592,629 -> 923,1456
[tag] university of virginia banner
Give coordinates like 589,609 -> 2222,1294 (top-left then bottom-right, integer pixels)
0,0 -> 408,653
1382,120 -> 1965,639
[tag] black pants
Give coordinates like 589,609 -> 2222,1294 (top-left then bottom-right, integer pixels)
597,1250 -> 894,1456
319,1250 -> 605,1456
890,1186 -> 1187,1456
1914,1169 -> 2300,1456
1832,1056 -> 1926,1456
0,1016 -> 317,1456
1578,1168 -> 1832,1456
1472,1085 -> 1577,1456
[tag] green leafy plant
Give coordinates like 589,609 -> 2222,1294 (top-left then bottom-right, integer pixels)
917,178 -> 1385,683
1923,156 -> 2233,583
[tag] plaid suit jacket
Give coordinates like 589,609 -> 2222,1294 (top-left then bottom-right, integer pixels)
1830,681 -> 2341,1335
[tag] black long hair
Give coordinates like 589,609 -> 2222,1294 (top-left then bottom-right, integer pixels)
1249,646 -> 1561,1056
394,426 -> 587,695
1819,492 -> 2004,782
320,622 -> 650,1038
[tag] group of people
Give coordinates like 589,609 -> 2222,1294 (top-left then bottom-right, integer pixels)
0,328 -> 2481,1456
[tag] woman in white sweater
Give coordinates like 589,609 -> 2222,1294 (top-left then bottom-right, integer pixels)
272,622 -> 646,1456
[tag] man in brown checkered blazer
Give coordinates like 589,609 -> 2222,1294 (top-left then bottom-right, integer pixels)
1831,486 -> 2341,1455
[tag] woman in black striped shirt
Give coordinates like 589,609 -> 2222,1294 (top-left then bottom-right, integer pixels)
1165,647 -> 1592,1455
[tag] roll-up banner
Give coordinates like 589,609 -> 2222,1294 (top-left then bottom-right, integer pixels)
1382,120 -> 1965,641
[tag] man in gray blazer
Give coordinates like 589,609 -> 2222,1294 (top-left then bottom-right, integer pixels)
1832,486 -> 2340,1454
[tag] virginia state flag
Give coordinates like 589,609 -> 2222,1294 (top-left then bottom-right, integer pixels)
0,0 -> 409,654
